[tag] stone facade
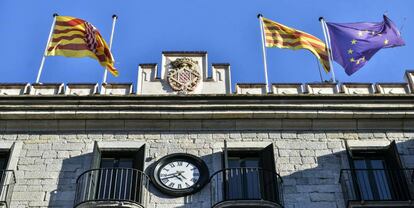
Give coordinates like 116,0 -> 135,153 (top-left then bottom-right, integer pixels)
0,52 -> 413,208
3,124 -> 414,208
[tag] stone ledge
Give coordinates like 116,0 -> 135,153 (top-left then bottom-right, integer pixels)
1,118 -> 412,133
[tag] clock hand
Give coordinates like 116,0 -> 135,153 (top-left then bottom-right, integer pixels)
161,172 -> 182,177
160,175 -> 179,180
177,173 -> 187,179
175,175 -> 183,182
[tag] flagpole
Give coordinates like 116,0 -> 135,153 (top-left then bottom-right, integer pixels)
102,14 -> 118,84
319,17 -> 336,83
258,14 -> 270,93
36,13 -> 58,83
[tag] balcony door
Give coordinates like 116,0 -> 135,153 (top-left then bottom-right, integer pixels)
223,144 -> 279,203
92,143 -> 146,203
227,154 -> 261,199
348,141 -> 410,201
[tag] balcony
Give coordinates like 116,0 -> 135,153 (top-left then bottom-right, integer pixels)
210,168 -> 283,208
0,170 -> 15,208
74,168 -> 150,208
340,169 -> 414,208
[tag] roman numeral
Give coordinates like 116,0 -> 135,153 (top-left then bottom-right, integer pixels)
177,184 -> 182,189
186,163 -> 190,167
168,182 -> 175,188
163,168 -> 170,172
169,163 -> 176,168
177,161 -> 183,166
185,182 -> 191,188
161,178 -> 169,184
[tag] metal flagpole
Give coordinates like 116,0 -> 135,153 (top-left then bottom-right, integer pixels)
36,13 -> 58,83
102,15 -> 118,84
258,14 -> 270,93
319,17 -> 336,83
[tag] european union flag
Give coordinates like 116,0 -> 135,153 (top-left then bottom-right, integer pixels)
326,15 -> 405,75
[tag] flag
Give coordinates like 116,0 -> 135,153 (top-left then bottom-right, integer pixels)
326,15 -> 405,75
262,17 -> 330,72
46,16 -> 118,76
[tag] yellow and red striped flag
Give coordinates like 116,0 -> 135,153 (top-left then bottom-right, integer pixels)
46,16 -> 118,76
262,17 -> 330,72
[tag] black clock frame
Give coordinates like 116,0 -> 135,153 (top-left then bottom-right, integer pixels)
151,153 -> 209,197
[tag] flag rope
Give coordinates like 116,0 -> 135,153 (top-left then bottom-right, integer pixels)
314,57 -> 324,82
36,13 -> 58,83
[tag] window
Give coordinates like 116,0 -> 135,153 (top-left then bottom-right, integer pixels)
97,150 -> 144,200
74,142 -> 147,206
346,141 -> 411,201
222,143 -> 280,203
0,143 -> 18,208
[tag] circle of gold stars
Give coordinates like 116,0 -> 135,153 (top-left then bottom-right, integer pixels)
347,30 -> 390,65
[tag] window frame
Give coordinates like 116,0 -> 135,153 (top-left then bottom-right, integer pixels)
221,143 -> 279,202
345,140 -> 411,202
89,141 -> 146,203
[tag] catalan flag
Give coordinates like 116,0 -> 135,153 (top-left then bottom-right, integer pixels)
262,17 -> 330,72
46,16 -> 118,76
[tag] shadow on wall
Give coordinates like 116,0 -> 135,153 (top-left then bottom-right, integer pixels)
280,139 -> 414,208
48,153 -> 92,208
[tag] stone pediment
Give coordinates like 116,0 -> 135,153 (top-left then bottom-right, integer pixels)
137,51 -> 231,95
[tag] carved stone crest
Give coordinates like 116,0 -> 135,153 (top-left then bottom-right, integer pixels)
167,58 -> 201,93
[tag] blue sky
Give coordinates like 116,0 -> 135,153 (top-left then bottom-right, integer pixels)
0,0 -> 413,87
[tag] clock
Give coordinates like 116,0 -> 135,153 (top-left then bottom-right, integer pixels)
151,153 -> 209,197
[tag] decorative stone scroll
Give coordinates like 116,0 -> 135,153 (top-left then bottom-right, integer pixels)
167,58 -> 201,93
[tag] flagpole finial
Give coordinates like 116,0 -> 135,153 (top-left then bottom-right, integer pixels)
112,14 -> 118,19
257,14 -> 263,18
319,17 -> 324,22
53,13 -> 59,17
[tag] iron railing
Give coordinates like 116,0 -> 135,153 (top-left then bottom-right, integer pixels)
0,170 -> 15,208
74,168 -> 150,208
340,169 -> 414,205
210,167 -> 283,208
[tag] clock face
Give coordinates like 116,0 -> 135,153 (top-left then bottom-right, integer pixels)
159,160 -> 200,190
151,153 -> 209,197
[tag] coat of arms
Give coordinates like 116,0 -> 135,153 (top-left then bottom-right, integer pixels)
167,58 -> 201,93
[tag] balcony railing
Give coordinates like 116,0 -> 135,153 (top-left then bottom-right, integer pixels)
340,169 -> 414,207
74,168 -> 150,208
210,167 -> 283,208
0,170 -> 15,208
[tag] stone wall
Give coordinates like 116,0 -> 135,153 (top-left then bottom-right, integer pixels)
4,129 -> 414,208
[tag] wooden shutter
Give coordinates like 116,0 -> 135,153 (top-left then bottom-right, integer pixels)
345,141 -> 355,169
91,141 -> 102,169
260,143 -> 278,203
133,144 -> 146,171
88,141 -> 101,200
386,140 -> 410,200
387,141 -> 404,169
223,140 -> 228,169
344,141 -> 363,200
132,144 -> 146,203
4,143 -> 13,170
